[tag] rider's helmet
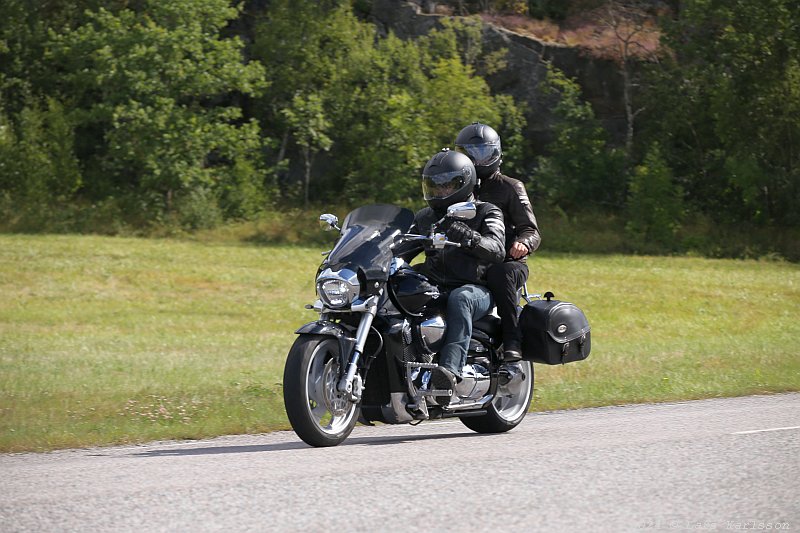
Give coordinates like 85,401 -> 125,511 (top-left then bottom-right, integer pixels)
455,122 -> 502,180
421,148 -> 476,214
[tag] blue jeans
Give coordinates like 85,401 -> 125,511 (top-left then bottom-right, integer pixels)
438,284 -> 494,377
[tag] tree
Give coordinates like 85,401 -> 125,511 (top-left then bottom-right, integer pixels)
251,0 -> 374,201
252,3 -> 523,206
282,93 -> 333,207
626,143 -> 683,249
45,0 -> 269,224
0,98 -> 80,205
599,0 -> 660,160
536,64 -> 625,210
644,0 -> 800,226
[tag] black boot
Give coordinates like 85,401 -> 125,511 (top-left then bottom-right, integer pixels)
430,366 -> 457,406
502,341 -> 522,363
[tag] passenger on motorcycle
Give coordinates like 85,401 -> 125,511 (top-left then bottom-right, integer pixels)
397,148 -> 506,405
455,123 -> 541,362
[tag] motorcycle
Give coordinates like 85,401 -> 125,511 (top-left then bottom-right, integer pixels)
283,202 -> 534,447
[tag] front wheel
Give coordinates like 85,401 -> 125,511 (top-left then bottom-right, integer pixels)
283,335 -> 359,447
460,360 -> 534,433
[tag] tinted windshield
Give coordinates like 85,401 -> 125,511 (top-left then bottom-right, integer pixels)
326,204 -> 415,274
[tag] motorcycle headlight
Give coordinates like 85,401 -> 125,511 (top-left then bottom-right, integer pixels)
316,268 -> 360,309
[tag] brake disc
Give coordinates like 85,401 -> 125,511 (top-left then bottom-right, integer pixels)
322,359 -> 350,416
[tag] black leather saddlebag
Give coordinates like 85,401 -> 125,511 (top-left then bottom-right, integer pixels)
519,293 -> 591,364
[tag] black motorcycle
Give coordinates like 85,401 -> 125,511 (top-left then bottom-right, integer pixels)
283,202 -> 538,447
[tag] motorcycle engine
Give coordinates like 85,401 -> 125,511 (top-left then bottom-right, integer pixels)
385,318 -> 435,365
454,363 -> 492,402
454,345 -> 494,403
384,312 -> 493,404
416,316 -> 446,355
386,315 -> 450,366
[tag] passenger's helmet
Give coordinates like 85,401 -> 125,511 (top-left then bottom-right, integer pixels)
455,122 -> 502,180
421,148 -> 476,213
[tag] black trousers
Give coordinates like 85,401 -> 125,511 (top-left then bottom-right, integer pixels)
485,260 -> 529,347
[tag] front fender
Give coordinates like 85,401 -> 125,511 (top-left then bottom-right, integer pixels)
295,321 -> 356,366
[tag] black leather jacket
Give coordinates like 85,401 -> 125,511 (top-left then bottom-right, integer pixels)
397,200 -> 505,289
476,171 -> 541,260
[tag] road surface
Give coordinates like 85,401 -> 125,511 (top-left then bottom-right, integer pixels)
1,394 -> 798,532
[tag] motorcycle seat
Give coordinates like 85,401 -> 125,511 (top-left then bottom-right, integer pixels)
473,313 -> 501,337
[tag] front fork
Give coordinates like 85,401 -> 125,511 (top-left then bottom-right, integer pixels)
337,294 -> 380,400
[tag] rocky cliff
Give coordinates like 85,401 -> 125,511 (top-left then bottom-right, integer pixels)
369,0 -> 628,152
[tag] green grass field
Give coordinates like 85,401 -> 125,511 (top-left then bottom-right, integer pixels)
1,234 -> 798,452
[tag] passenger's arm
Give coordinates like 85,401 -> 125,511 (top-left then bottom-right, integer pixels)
509,180 -> 541,253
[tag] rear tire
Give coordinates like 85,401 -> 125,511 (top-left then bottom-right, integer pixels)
460,360 -> 533,433
283,335 -> 359,447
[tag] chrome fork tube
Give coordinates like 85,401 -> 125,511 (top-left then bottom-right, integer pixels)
337,294 -> 379,395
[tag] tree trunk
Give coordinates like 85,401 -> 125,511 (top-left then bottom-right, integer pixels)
303,146 -> 311,208
622,60 -> 634,160
277,130 -> 289,167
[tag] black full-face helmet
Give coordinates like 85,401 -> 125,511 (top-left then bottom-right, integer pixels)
455,122 -> 502,180
421,148 -> 476,214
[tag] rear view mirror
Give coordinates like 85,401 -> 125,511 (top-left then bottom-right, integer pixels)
446,201 -> 477,221
319,214 -> 340,231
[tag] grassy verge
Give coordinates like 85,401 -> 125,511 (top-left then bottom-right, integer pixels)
529,254 -> 800,409
1,235 -> 798,452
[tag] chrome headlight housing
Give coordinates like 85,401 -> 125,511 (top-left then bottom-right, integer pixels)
316,268 -> 360,309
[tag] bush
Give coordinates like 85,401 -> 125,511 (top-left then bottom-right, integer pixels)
0,99 -> 80,206
535,64 -> 626,211
46,0 -> 270,221
625,143 -> 684,251
174,187 -> 224,231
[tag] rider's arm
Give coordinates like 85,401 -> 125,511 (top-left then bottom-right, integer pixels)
395,239 -> 423,263
394,215 -> 426,263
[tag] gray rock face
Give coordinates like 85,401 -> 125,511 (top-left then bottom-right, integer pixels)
370,0 -> 628,154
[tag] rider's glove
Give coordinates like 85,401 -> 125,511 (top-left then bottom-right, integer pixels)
446,221 -> 480,249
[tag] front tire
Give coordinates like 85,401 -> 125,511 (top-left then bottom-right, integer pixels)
460,360 -> 533,433
283,335 -> 359,447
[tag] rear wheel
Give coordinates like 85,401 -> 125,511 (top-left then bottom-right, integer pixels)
283,335 -> 359,447
459,360 -> 533,433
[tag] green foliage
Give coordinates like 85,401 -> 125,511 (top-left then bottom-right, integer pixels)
535,64 -> 625,210
173,186 -> 223,230
441,0 -> 568,17
493,93 -> 528,176
1,0 -> 272,230
644,0 -> 800,226
425,16 -> 484,68
1,0 -> 797,258
252,2 -> 520,205
282,92 -> 333,206
625,143 -> 684,250
282,93 -> 333,156
0,98 -> 81,205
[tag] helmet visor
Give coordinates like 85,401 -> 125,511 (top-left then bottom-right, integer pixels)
422,170 -> 466,201
455,140 -> 501,167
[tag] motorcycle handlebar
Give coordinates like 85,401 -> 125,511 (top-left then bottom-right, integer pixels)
397,233 -> 462,248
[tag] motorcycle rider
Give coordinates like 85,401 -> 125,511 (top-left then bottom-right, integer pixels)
455,122 -> 541,361
397,148 -> 506,405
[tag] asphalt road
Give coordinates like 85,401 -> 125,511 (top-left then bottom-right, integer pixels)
1,394 -> 798,532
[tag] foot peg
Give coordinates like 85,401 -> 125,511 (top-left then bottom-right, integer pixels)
420,388 -> 453,397
498,363 -> 525,386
